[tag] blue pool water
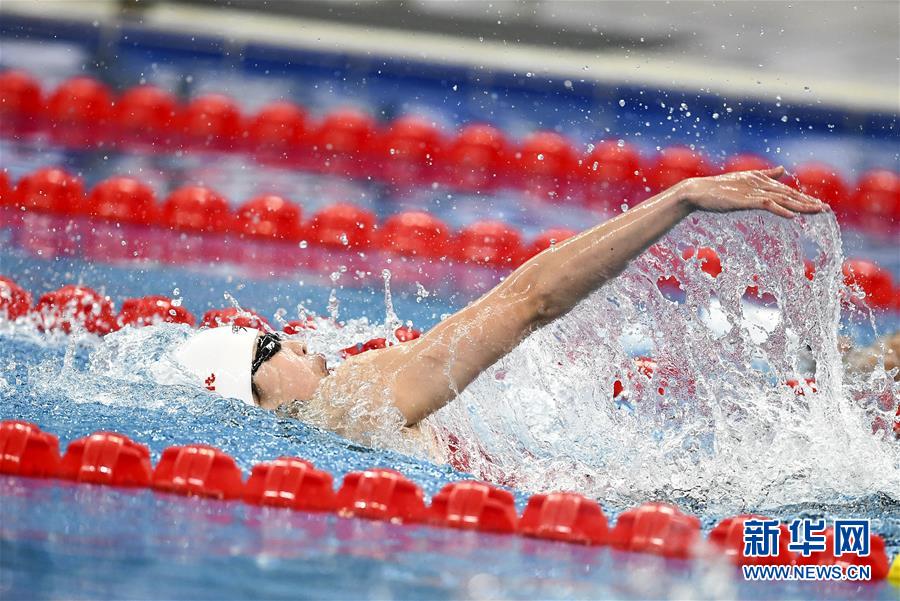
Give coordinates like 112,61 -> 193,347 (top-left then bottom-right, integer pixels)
1,11 -> 899,600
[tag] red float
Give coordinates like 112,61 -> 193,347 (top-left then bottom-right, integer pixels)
647,147 -> 711,193
0,420 -> 60,478
582,141 -> 643,208
723,154 -> 772,173
118,295 -> 196,328
428,481 -> 518,534
785,378 -> 818,396
247,100 -> 308,159
791,163 -> 848,215
45,76 -> 113,146
0,170 -> 8,203
445,123 -> 510,191
682,247 -> 722,277
283,316 -> 317,334
379,211 -> 450,258
58,432 -> 152,487
0,276 -> 32,320
335,467 -> 427,523
804,259 -> 816,281
340,327 -> 421,358
152,444 -> 244,500
609,502 -> 701,558
112,85 -> 179,146
33,285 -> 117,335
0,70 -> 42,131
516,131 -> 579,200
852,169 -> 900,224
454,220 -> 524,267
613,356 -> 657,399
313,108 -> 377,176
13,167 -> 85,214
86,177 -> 158,224
842,259 -> 894,309
708,515 -> 794,565
378,116 -> 445,185
527,228 -> 577,259
308,203 -> 376,250
201,307 -> 270,330
519,492 -> 608,545
161,185 -> 233,233
395,326 -> 421,342
244,456 -> 336,511
795,527 -> 889,581
180,94 -> 243,150
235,195 -> 303,241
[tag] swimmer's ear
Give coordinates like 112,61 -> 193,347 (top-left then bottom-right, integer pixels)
759,166 -> 786,180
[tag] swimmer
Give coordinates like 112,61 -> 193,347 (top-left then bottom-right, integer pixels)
176,167 -> 827,445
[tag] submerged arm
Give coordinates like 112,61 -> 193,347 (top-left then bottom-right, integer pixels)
356,167 -> 824,425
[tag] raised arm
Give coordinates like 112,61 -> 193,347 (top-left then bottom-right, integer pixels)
352,167 -> 825,425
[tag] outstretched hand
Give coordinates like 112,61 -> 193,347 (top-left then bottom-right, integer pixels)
681,166 -> 828,219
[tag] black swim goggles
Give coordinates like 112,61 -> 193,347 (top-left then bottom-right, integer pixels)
251,332 -> 283,375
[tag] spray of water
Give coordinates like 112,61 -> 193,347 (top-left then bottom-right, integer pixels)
422,211 -> 898,511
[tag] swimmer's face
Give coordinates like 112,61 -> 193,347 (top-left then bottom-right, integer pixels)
251,338 -> 328,410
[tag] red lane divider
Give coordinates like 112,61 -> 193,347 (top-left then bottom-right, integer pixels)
119,296 -> 196,328
2,69 -> 898,226
113,85 -> 180,146
309,203 -> 377,250
516,131 -> 580,200
181,94 -> 243,151
340,326 -> 422,358
162,185 -> 233,233
0,420 -> 60,477
0,420 -> 892,580
201,307 -> 271,331
524,228 -> 577,260
0,70 -> 42,130
87,177 -> 159,224
795,527 -> 890,582
11,167 -> 85,214
0,170 -> 9,201
519,492 -> 608,545
152,444 -> 244,500
58,432 -> 152,487
646,146 -> 713,193
34,285 -> 118,335
428,480 -> 518,534
244,456 -> 336,511
842,259 -> 895,309
0,276 -> 32,320
2,165 -> 899,302
708,515 -> 794,566
336,467 -> 427,523
609,501 -> 701,559
248,100 -> 310,159
443,123 -> 510,192
236,195 -> 303,241
379,211 -> 450,258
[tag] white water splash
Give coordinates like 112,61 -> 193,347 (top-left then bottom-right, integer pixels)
422,211 -> 898,511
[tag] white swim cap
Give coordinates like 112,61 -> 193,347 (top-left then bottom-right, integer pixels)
173,327 -> 259,406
